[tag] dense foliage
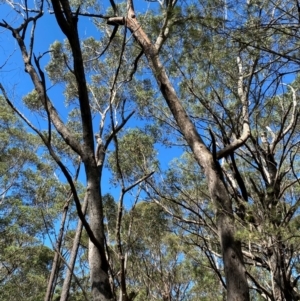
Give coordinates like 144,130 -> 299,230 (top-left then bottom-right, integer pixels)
1,0 -> 300,300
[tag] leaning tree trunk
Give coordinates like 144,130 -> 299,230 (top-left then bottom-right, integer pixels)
107,5 -> 250,301
44,194 -> 71,301
60,196 -> 88,301
207,161 -> 249,301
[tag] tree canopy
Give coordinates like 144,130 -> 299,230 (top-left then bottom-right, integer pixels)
1,0 -> 300,300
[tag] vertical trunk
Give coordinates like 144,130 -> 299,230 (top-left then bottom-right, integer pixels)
44,200 -> 69,301
86,163 -> 113,301
270,243 -> 284,301
269,236 -> 294,301
60,196 -> 88,301
116,194 -> 128,301
206,160 -> 249,301
50,1 -> 114,299
162,283 -> 171,301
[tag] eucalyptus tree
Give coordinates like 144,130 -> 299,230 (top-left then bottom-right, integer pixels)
0,1 -> 150,301
133,1 -> 300,300
106,1 -> 251,300
106,1 -> 300,301
1,2 -> 132,300
1,0 -> 300,301
0,96 -> 64,301
160,1 -> 300,300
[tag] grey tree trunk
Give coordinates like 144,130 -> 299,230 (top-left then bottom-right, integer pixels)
50,1 -> 114,300
86,169 -> 112,301
0,1 -> 114,300
107,8 -> 250,301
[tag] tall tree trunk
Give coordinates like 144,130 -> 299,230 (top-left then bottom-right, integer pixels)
209,165 -> 248,301
50,1 -> 114,299
86,164 -> 112,301
108,9 -> 250,301
0,1 -> 113,300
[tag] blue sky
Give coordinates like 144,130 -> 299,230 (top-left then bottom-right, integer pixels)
0,0 -> 184,221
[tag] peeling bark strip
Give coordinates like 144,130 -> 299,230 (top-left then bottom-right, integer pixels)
107,2 -> 250,300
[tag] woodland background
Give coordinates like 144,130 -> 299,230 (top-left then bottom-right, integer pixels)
1,0 -> 300,300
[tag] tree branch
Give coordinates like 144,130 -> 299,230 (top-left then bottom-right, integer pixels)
0,83 -> 104,263
51,0 -> 96,162
216,54 -> 251,159
0,20 -> 83,156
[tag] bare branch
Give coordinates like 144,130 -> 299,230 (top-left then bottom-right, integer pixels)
99,25 -> 119,57
247,271 -> 273,300
127,49 -> 144,82
154,8 -> 174,51
281,85 -> 298,137
0,20 -> 83,156
123,171 -> 155,193
0,83 -> 104,262
216,54 -> 251,159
